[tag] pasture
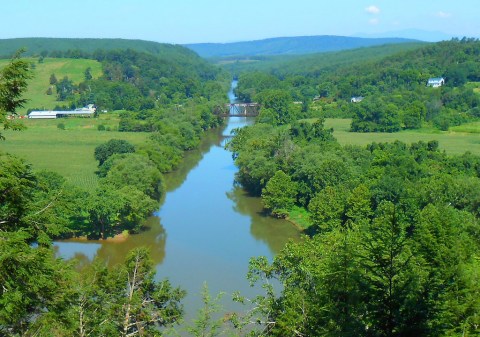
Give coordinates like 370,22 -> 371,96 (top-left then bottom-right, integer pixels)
325,118 -> 480,156
0,116 -> 148,190
0,57 -> 102,112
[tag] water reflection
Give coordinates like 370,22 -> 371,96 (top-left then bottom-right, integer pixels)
227,187 -> 300,254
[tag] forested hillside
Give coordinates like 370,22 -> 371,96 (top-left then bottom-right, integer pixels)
0,37 -> 196,59
235,38 -> 480,131
0,38 -> 228,112
218,42 -> 425,75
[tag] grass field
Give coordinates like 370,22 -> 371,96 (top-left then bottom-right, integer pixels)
3,117 -> 480,190
325,119 -> 480,156
1,116 -> 148,190
0,57 -> 102,112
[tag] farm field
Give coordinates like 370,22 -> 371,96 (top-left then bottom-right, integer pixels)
0,57 -> 102,112
0,116 -> 148,190
325,118 -> 480,156
3,117 -> 480,190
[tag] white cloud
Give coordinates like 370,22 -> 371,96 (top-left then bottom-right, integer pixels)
369,18 -> 380,25
436,11 -> 452,18
365,5 -> 380,14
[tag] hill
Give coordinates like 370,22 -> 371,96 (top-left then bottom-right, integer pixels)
0,58 -> 102,112
0,37 -> 198,59
184,35 -> 421,58
218,42 -> 426,75
234,38 -> 480,132
0,38 -> 226,112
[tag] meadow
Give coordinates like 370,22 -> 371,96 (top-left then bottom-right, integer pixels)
325,118 -> 480,156
0,57 -> 102,112
0,115 -> 148,190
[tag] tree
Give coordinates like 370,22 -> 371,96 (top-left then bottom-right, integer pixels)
84,67 -> 92,81
0,49 -> 31,139
357,202 -> 427,336
186,283 -> 225,337
256,89 -> 295,125
49,73 -> 58,85
102,153 -> 164,199
71,248 -> 186,337
0,231 -> 75,336
351,97 -> 401,132
117,248 -> 185,336
56,76 -> 75,101
94,139 -> 135,166
261,170 -> 297,218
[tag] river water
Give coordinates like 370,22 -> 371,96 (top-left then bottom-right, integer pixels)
55,81 -> 300,321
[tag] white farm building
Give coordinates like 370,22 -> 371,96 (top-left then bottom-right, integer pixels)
28,104 -> 96,119
427,77 -> 445,87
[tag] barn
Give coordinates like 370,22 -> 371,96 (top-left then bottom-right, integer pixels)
28,111 -> 58,119
28,104 -> 96,119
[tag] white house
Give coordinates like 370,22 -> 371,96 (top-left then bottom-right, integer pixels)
427,77 -> 445,87
351,96 -> 364,103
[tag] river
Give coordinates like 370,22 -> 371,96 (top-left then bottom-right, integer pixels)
55,81 -> 301,322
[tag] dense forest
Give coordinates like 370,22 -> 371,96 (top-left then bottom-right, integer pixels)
234,38 -> 480,131
227,119 -> 480,335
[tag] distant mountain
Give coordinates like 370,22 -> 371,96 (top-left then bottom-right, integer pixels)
0,37 -> 199,59
356,29 -> 455,42
184,35 -> 420,58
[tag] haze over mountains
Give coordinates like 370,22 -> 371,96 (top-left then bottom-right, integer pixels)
184,35 -> 421,58
0,35 -> 423,60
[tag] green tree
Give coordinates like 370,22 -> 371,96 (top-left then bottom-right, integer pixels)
261,170 -> 297,218
117,248 -> 185,336
49,73 -> 58,85
71,248 -> 186,337
256,89 -> 294,125
357,202 -> 427,336
84,67 -> 92,81
102,153 -> 164,199
187,283 -> 225,337
0,50 -> 31,139
0,231 -> 75,336
94,139 -> 135,166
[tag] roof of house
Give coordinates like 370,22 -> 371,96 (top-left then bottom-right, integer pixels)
428,77 -> 445,82
28,111 -> 58,117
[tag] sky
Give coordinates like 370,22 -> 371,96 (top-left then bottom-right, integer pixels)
1,0 -> 478,43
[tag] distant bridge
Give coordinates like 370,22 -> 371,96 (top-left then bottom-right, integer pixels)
214,103 -> 260,117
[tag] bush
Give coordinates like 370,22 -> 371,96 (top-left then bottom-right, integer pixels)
57,123 -> 65,130
97,124 -> 106,131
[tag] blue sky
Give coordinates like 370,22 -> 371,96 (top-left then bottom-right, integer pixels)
1,0 -> 478,43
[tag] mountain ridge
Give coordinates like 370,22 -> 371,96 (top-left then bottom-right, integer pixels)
184,35 -> 422,58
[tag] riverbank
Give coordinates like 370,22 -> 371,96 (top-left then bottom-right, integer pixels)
286,206 -> 312,231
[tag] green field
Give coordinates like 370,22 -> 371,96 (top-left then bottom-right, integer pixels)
3,117 -> 480,191
0,116 -> 148,190
0,57 -> 102,113
325,119 -> 480,156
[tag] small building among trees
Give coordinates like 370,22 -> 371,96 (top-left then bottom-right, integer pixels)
427,77 -> 445,87
351,96 -> 364,103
